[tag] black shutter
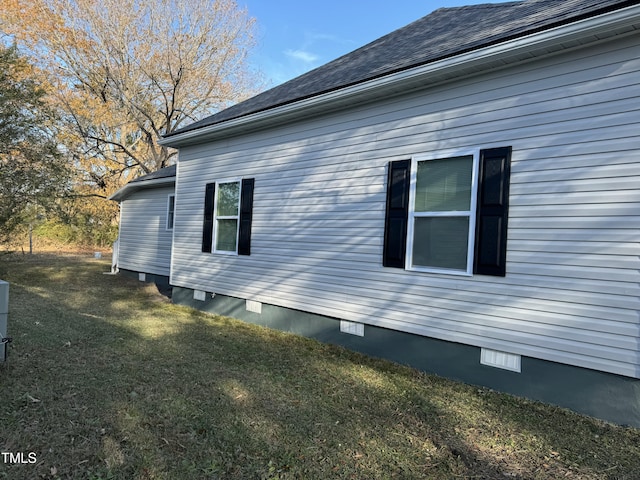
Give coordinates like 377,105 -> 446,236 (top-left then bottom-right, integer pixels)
383,160 -> 410,268
238,178 -> 255,256
202,182 -> 215,253
474,147 -> 512,276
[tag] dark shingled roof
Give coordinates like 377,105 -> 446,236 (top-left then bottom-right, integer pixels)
165,0 -> 636,137
108,165 -> 176,201
130,164 -> 176,183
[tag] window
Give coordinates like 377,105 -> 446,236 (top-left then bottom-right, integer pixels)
214,180 -> 241,253
166,194 -> 175,230
407,153 -> 478,275
202,178 -> 255,255
383,147 -> 511,277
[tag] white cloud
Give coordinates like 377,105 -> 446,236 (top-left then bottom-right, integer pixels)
284,49 -> 319,63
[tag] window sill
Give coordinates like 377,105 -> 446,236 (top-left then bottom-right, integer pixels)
406,265 -> 473,277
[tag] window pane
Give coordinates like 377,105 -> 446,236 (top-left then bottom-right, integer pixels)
415,156 -> 473,212
215,219 -> 238,252
216,182 -> 240,216
412,216 -> 469,270
167,196 -> 175,229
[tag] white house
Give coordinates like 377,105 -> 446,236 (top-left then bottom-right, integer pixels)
108,165 -> 176,285
151,0 -> 639,426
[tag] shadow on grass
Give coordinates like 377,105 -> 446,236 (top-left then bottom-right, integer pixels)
0,254 -> 638,479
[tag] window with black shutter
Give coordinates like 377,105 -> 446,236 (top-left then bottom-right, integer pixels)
202,178 -> 255,255
238,178 -> 255,256
383,160 -> 410,268
383,147 -> 511,277
202,183 -> 215,253
474,147 -> 511,276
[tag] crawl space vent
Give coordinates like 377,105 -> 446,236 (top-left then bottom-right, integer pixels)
340,320 -> 364,337
480,348 -> 521,373
246,300 -> 262,314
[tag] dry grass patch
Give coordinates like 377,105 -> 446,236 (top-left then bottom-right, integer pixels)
0,253 -> 638,479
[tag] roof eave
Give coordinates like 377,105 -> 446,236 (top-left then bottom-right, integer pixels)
108,176 -> 176,202
159,3 -> 640,148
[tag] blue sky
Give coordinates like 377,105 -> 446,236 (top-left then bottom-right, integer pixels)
241,0 -> 513,87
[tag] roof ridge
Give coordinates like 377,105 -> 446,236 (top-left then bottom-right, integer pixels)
131,164 -> 176,183
433,1 -> 520,12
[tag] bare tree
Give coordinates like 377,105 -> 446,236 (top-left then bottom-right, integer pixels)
1,0 -> 260,180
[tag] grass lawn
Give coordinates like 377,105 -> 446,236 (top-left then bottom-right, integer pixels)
0,253 -> 639,479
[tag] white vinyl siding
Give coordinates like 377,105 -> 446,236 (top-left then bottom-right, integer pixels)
118,184 -> 175,276
170,33 -> 640,378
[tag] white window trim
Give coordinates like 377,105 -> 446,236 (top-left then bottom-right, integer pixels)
212,177 -> 242,255
166,194 -> 175,231
406,149 -> 479,276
